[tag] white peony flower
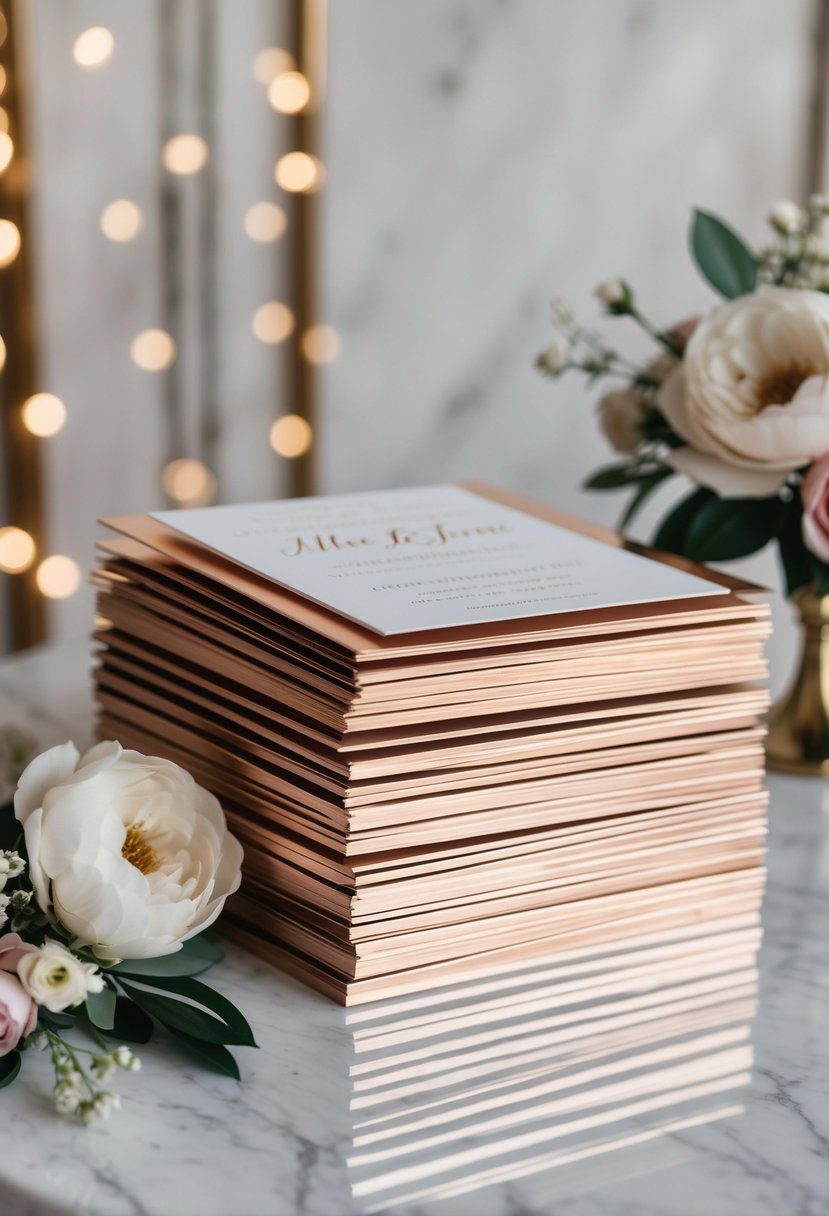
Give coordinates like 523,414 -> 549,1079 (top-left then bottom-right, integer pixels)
17,940 -> 103,1013
598,388 -> 649,453
14,741 -> 244,960
769,200 -> 805,235
595,278 -> 628,306
538,333 -> 570,374
658,286 -> 829,497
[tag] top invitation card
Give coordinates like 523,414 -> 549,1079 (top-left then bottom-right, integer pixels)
152,484 -> 724,636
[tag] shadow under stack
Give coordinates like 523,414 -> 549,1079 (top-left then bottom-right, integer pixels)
91,483 -> 770,1004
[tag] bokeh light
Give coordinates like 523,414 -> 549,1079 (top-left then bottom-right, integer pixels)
0,527 -> 35,573
161,459 -> 217,507
100,199 -> 143,242
131,329 -> 177,372
267,71 -> 311,115
269,414 -> 313,458
252,301 -> 295,344
36,555 -> 81,598
72,27 -> 114,69
252,47 -> 295,86
0,335 -> 6,372
275,152 -> 325,194
22,393 -> 67,438
162,134 -> 209,176
0,131 -> 13,173
0,219 -> 21,267
243,202 -> 287,243
300,325 -> 342,366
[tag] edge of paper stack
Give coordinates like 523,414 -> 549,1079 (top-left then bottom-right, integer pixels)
92,482 -> 771,1005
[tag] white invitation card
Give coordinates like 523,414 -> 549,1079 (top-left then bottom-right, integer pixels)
152,485 -> 724,635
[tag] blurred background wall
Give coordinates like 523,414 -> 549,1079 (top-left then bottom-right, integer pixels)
0,0 -> 825,694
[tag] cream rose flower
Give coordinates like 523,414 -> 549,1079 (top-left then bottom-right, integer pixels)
658,286 -> 829,497
17,940 -> 103,1013
14,741 -> 244,960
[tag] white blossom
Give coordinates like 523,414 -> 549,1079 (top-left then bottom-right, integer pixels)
537,333 -> 570,375
17,940 -> 105,1013
594,278 -> 628,306
769,199 -> 805,235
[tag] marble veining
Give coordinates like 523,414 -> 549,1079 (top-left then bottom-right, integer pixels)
0,643 -> 828,1216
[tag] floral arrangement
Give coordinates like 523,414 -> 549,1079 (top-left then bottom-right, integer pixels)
537,199 -> 829,597
0,736 -> 252,1123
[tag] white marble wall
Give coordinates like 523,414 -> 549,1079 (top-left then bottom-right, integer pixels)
2,0 -> 820,694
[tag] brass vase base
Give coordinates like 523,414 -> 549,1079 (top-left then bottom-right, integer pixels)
766,588 -> 829,776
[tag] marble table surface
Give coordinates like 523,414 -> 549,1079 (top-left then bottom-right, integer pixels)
0,642 -> 827,1216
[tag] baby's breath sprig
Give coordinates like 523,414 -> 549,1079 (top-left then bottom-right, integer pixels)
39,1028 -> 139,1123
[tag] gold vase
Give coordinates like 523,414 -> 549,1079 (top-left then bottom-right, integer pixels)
766,587 -> 829,775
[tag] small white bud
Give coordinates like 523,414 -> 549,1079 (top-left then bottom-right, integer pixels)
113,1046 -> 133,1069
769,200 -> 805,235
594,278 -> 629,307
550,296 -> 573,323
538,333 -> 570,375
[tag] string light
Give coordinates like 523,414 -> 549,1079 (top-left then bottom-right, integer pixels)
21,393 -> 67,438
36,555 -> 81,598
275,152 -> 324,194
100,199 -> 143,242
0,335 -> 6,372
252,302 -> 294,344
0,219 -> 20,266
300,325 -> 342,366
269,414 -> 313,458
252,47 -> 295,86
161,459 -> 217,507
243,202 -> 287,243
131,329 -> 177,372
72,27 -> 114,70
267,71 -> 311,115
0,527 -> 35,573
162,134 -> 209,176
0,130 -> 12,173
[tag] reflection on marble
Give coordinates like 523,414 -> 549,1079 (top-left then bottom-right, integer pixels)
1,643 -> 829,1216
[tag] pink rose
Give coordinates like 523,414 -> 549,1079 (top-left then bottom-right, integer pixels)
0,932 -> 37,973
0,971 -> 36,1056
802,453 -> 829,561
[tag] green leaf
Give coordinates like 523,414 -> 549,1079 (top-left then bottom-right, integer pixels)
85,983 -> 117,1031
38,1009 -> 75,1031
584,464 -> 639,490
690,210 -> 757,299
118,981 -> 251,1046
0,1051 -> 20,1088
164,1026 -> 241,1080
812,556 -> 829,597
683,495 -> 785,562
132,975 -> 257,1048
109,934 -> 223,979
103,996 -> 154,1044
619,469 -> 673,530
0,803 -> 21,852
652,488 -> 716,554
777,502 -> 813,597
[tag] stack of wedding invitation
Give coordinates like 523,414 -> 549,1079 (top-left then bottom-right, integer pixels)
91,483 -> 771,1004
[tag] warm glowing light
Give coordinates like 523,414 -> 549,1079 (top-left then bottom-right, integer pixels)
0,527 -> 35,573
301,324 -> 342,366
161,458 -> 217,507
0,219 -> 20,267
0,335 -> 6,372
72,27 -> 114,69
0,67 -> 7,97
252,301 -> 294,344
252,47 -> 295,86
36,555 -> 81,598
269,414 -> 313,458
0,130 -> 12,172
267,70 -> 311,115
0,109 -> 9,134
100,199 -> 143,242
162,134 -> 209,176
130,329 -> 177,372
22,393 -> 67,438
0,13 -> 7,48
243,202 -> 287,243
275,152 -> 324,194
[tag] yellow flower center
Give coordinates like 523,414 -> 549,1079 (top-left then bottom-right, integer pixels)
755,362 -> 814,411
122,824 -> 161,875
45,964 -> 69,988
